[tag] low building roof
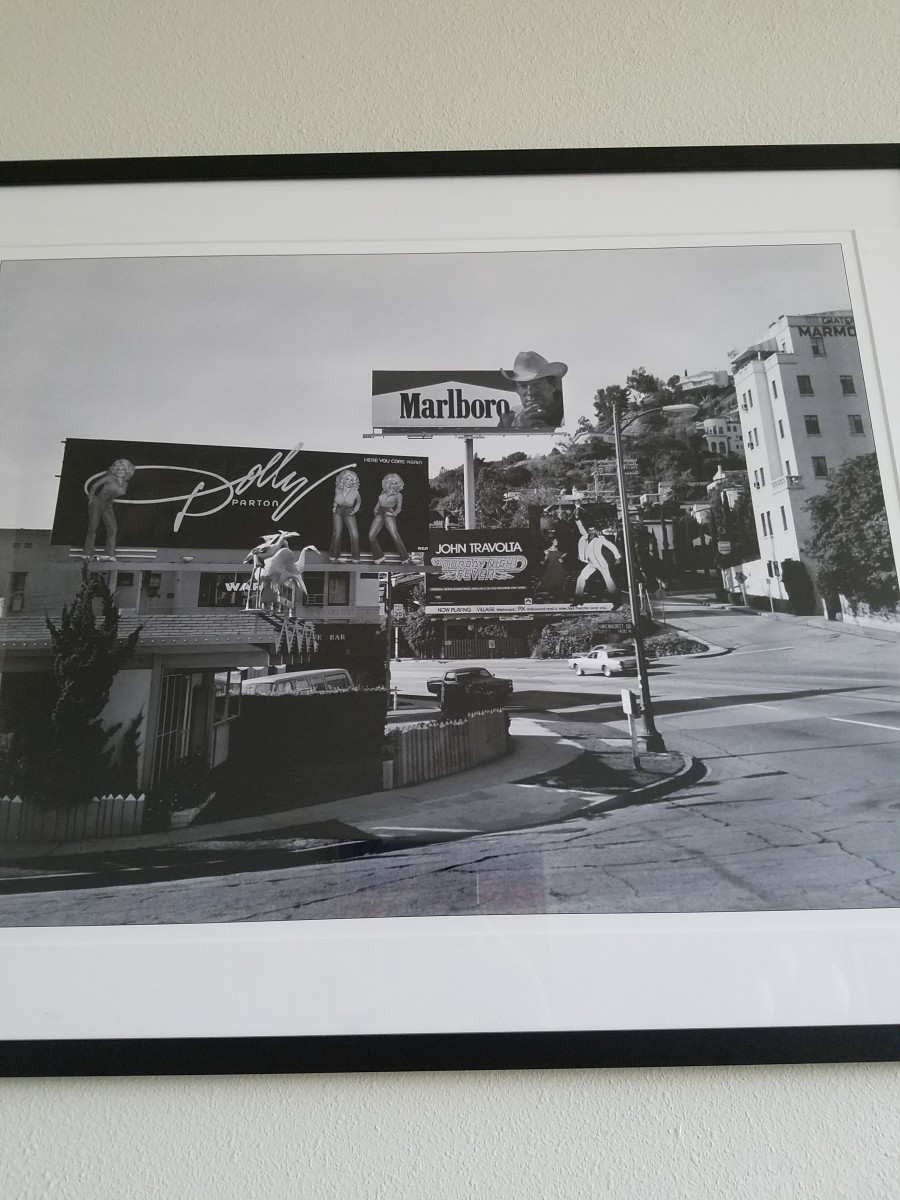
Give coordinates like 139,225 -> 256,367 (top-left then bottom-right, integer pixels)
0,611 -> 284,653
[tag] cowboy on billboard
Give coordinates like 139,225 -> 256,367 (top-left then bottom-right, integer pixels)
497,351 -> 567,431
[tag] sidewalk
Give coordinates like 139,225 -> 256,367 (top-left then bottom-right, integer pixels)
656,595 -> 900,645
0,717 -> 696,862
746,607 -> 900,643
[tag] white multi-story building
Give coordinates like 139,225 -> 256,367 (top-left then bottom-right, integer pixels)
729,310 -> 874,602
680,368 -> 731,394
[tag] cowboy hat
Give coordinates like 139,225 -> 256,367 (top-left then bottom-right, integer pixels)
500,350 -> 568,381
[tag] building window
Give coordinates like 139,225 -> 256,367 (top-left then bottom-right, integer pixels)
797,375 -> 814,395
304,571 -> 325,606
760,514 -> 767,537
753,469 -> 760,487
848,414 -> 864,435
771,380 -> 778,399
198,571 -> 251,607
778,419 -> 784,439
214,669 -> 242,723
7,571 -> 27,611
804,415 -> 821,436
812,456 -> 829,478
767,512 -> 774,536
840,375 -> 856,395
785,459 -> 792,475
781,506 -> 788,531
759,466 -> 766,487
810,336 -> 826,356
327,573 -> 350,605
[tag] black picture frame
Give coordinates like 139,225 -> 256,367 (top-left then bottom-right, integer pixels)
1,144 -> 899,1076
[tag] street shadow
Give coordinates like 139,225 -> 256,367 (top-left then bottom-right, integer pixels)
517,750 -> 660,794
510,688 -> 625,711
200,756 -> 383,822
652,684 -> 882,717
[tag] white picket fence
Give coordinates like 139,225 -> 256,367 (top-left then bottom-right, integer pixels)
0,793 -> 146,844
388,709 -> 509,788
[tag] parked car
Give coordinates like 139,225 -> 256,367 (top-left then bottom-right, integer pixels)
567,647 -> 637,677
426,666 -> 514,699
241,668 -> 354,696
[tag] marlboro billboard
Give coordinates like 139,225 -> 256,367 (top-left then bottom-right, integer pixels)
50,437 -> 430,555
372,353 -> 567,435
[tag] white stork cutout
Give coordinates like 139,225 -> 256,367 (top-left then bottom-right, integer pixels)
244,530 -> 318,612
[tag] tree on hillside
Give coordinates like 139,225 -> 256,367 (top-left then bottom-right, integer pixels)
807,453 -> 899,612
626,367 -> 662,396
707,489 -> 759,566
43,564 -> 142,802
593,384 -> 631,430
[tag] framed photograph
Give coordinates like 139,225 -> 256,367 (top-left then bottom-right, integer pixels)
1,145 -> 900,1076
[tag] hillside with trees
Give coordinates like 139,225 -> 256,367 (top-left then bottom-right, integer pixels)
429,367 -> 743,528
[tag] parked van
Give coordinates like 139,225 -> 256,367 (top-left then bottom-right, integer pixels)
241,668 -> 354,697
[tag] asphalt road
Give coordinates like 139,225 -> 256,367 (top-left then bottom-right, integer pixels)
2,604 -> 899,922
394,606 -> 900,856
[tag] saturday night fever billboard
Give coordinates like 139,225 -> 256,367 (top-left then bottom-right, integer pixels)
372,353 -> 567,435
50,438 -> 430,555
425,529 -> 543,608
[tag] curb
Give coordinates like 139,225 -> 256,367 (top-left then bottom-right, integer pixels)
650,623 -> 731,661
569,753 -> 707,821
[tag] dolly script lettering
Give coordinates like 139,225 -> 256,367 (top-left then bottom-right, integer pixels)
85,444 -> 355,532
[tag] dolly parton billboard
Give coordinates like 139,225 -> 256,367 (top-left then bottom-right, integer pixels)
50,437 -> 430,555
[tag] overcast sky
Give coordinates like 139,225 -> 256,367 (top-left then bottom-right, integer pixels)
0,241 -> 851,529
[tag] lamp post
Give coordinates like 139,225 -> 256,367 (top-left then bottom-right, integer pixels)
610,397 -> 666,754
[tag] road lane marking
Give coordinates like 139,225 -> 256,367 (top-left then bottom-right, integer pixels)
829,717 -> 900,733
729,646 -> 796,655
547,703 -> 611,713
749,703 -> 783,710
368,825 -> 482,834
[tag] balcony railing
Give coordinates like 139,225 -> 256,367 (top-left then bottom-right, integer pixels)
771,474 -> 803,493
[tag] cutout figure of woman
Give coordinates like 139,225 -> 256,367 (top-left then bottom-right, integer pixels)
540,537 -> 568,599
329,469 -> 361,562
369,472 -> 409,563
83,458 -> 135,560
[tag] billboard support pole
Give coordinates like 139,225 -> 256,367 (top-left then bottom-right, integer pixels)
463,437 -> 476,529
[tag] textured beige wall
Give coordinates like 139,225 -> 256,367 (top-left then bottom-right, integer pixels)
2,0 -> 898,158
2,1 -> 900,1197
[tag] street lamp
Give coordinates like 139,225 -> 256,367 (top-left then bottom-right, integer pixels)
605,389 -> 667,754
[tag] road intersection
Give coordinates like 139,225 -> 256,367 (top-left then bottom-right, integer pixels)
2,602 -> 898,923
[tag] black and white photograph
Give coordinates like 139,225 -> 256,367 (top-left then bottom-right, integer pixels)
1,158 -> 899,1054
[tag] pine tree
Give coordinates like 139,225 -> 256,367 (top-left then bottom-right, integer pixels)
43,565 -> 142,802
